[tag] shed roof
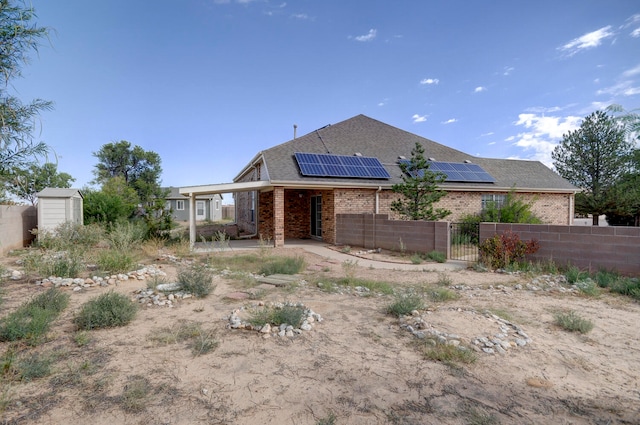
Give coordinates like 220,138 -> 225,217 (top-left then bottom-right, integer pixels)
36,188 -> 83,198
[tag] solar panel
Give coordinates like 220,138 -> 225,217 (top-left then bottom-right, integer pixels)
398,159 -> 495,183
294,152 -> 391,179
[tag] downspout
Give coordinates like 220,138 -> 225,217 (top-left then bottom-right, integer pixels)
375,186 -> 382,214
374,186 -> 382,248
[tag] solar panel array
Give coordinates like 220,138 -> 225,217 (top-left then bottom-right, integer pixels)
294,152 -> 391,179
398,159 -> 495,183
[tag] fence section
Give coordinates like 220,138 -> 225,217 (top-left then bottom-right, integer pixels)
336,214 -> 449,256
0,205 -> 37,256
480,223 -> 640,275
450,222 -> 479,262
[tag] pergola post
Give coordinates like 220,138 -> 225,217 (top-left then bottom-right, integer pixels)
189,193 -> 196,248
273,186 -> 285,247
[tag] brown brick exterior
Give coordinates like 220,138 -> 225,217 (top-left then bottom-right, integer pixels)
239,186 -> 573,245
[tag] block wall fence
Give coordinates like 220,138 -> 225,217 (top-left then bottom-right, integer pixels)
335,214 -> 449,256
480,223 -> 640,276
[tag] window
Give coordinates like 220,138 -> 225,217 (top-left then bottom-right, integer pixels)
250,191 -> 256,223
215,200 -> 220,210
176,200 -> 185,210
481,194 -> 507,210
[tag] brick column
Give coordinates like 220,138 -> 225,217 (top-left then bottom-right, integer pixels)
273,186 -> 285,247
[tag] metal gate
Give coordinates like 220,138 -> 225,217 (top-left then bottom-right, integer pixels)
450,222 -> 479,262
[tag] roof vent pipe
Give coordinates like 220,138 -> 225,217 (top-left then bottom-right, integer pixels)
293,124 -> 297,139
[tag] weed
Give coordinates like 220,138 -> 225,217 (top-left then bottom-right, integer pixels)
121,375 -> 151,412
248,303 -> 306,328
214,230 -> 231,251
259,256 -> 305,275
436,272 -> 452,286
97,249 -> 137,274
316,412 -> 337,425
146,274 -> 167,290
423,340 -> 477,365
426,250 -> 446,263
465,407 -> 499,425
410,253 -> 422,264
398,238 -> 406,255
107,221 -> 145,252
386,294 -> 424,317
336,277 -> 394,295
258,234 -> 273,258
0,289 -> 70,345
73,331 -> 91,347
74,291 -> 138,330
427,287 -> 459,302
178,263 -> 215,297
608,276 -> 640,300
148,321 -> 219,357
574,279 -> 599,297
486,309 -> 514,322
479,230 -> 540,269
340,245 -> 351,253
554,311 -> 594,334
565,265 -> 587,284
16,352 -> 53,382
23,250 -> 85,278
341,259 -> 358,283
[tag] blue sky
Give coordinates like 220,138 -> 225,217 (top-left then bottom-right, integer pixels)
16,0 -> 640,191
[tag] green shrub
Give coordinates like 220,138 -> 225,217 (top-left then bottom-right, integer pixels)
479,230 -> 540,269
121,376 -> 151,412
259,256 -> 305,275
97,249 -> 137,273
423,341 -> 477,364
608,276 -> 640,300
107,221 -> 145,251
75,292 -> 138,330
426,251 -> 446,263
248,304 -> 306,328
386,294 -> 424,317
16,352 -> 54,382
565,265 -> 587,284
481,190 -> 542,224
594,269 -> 618,288
554,311 -> 594,334
33,221 -> 104,251
177,263 -> 215,298
336,277 -> 394,295
23,250 -> 85,278
410,253 -> 422,264
0,289 -> 69,345
427,287 -> 459,302
575,279 -> 599,297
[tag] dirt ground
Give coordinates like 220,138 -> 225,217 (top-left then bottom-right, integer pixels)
1,247 -> 639,425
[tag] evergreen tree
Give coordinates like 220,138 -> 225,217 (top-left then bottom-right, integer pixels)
391,142 -> 451,221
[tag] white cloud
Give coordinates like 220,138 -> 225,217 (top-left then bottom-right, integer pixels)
632,28 -> 640,37
623,63 -> 640,77
474,86 -> 486,93
412,114 -> 427,123
480,132 -> 494,137
442,118 -> 457,124
291,13 -> 309,19
503,66 -> 514,76
420,78 -> 439,85
558,26 -> 615,56
353,29 -> 377,42
510,113 -> 582,166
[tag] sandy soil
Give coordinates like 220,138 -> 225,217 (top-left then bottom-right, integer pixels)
1,248 -> 639,425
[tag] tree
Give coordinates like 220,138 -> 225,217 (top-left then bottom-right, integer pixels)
0,1 -> 52,174
605,149 -> 640,226
92,141 -> 172,237
83,188 -> 137,226
3,163 -> 74,204
391,142 -> 451,221
93,140 -> 162,203
552,110 -> 633,225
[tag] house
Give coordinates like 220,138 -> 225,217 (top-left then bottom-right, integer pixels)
180,115 -> 578,246
164,187 -> 223,222
35,188 -> 83,233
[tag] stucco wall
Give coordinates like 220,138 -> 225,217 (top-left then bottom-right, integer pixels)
0,205 -> 37,255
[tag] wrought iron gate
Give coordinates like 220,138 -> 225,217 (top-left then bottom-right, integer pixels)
449,222 -> 480,262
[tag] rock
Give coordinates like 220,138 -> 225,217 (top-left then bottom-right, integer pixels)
482,347 -> 495,354
260,324 -> 271,334
301,322 -> 312,331
156,282 -> 182,292
515,338 -> 527,347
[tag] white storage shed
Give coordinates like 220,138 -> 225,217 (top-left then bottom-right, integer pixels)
36,188 -> 83,233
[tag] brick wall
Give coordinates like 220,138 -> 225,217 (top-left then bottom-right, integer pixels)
257,191 -> 274,240
480,223 -> 640,275
0,205 -> 37,255
336,214 -> 449,255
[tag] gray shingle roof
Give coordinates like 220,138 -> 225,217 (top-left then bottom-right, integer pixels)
251,115 -> 577,192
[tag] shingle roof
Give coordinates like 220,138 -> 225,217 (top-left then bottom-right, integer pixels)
249,114 -> 577,192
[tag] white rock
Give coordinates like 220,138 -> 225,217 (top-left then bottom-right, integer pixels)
260,324 -> 271,333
